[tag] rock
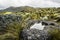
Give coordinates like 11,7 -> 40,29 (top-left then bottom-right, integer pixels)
21,29 -> 51,40
0,14 -> 22,40
26,20 -> 41,28
0,14 -> 22,34
21,20 -> 60,40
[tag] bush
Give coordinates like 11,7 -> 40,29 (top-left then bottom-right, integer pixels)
48,28 -> 60,40
0,22 -> 23,40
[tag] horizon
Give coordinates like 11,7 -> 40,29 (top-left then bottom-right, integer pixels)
0,6 -> 60,10
0,0 -> 60,10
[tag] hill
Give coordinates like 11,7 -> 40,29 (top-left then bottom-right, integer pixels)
0,6 -> 60,40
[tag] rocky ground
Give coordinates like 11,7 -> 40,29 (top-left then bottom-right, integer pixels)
0,14 -> 60,40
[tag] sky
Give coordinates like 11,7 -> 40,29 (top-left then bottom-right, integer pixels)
0,0 -> 60,9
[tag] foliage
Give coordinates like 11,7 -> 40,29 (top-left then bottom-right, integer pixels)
0,22 -> 23,40
48,28 -> 60,40
0,6 -> 60,40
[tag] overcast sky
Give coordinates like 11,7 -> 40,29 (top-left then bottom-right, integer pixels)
0,0 -> 60,9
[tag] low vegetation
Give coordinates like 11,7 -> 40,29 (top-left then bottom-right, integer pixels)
0,6 -> 60,40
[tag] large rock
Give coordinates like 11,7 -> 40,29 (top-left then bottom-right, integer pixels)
21,29 -> 51,40
0,14 -> 22,34
21,20 -> 60,40
0,14 -> 22,40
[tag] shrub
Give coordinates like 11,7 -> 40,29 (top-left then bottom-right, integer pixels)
48,28 -> 60,40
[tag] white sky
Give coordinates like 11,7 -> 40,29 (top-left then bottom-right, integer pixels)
0,0 -> 60,9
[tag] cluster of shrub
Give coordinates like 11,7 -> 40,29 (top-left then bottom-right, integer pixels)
0,7 -> 60,40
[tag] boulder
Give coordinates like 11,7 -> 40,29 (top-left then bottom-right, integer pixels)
0,14 -> 22,34
21,29 -> 52,40
21,20 -> 60,40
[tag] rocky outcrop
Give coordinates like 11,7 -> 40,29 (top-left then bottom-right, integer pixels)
0,14 -> 22,34
0,14 -> 22,40
21,29 -> 51,40
21,20 -> 60,40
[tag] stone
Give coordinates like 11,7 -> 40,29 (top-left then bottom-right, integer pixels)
21,20 -> 60,40
0,14 -> 22,34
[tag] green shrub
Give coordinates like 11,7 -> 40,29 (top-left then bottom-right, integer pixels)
0,22 -> 23,40
48,28 -> 60,40
7,22 -> 23,40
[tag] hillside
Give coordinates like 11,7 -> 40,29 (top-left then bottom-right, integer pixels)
0,6 -> 60,40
